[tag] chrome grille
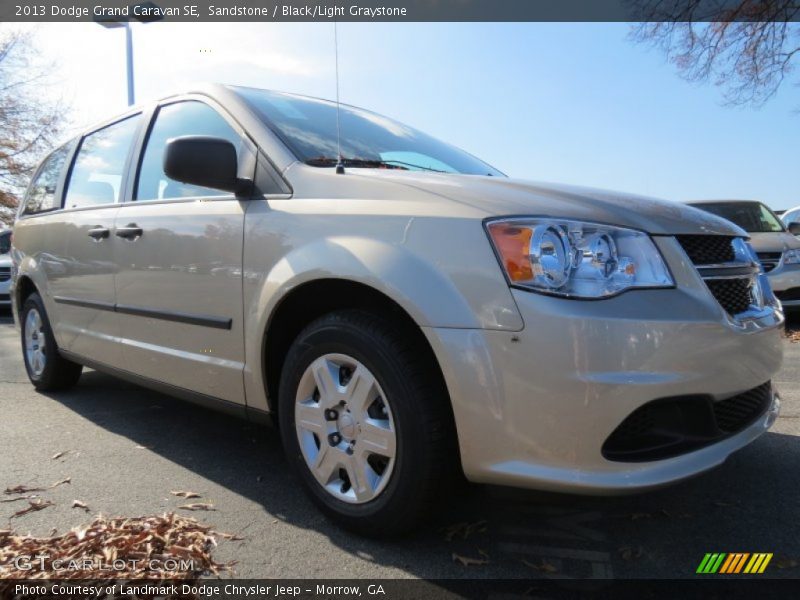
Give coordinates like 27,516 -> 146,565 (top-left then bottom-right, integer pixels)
675,235 -> 736,265
0,266 -> 10,282
676,236 -> 759,317
705,278 -> 753,315
757,252 -> 782,273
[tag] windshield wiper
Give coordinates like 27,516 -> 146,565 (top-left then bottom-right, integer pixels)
305,157 -> 448,173
306,157 -> 407,170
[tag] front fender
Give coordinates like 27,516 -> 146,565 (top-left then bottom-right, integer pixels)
241,215 -> 524,413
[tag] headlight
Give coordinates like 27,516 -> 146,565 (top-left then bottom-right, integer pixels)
784,249 -> 800,265
486,218 -> 674,298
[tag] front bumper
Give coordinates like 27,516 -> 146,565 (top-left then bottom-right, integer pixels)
424,283 -> 783,495
767,262 -> 800,308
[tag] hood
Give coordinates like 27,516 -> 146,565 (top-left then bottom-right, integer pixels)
349,171 -> 744,236
747,231 -> 800,252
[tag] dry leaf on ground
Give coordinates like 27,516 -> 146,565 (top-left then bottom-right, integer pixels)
452,552 -> 489,567
10,499 -> 54,519
214,531 -> 245,541
0,513 -> 235,580
72,500 -> 90,512
171,491 -> 201,499
179,503 -> 215,512
785,329 -> 800,343
619,546 -> 643,561
522,558 -> 558,573
4,484 -> 45,495
442,520 -> 488,542
6,477 -> 72,496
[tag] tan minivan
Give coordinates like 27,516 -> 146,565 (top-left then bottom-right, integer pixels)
10,85 -> 784,534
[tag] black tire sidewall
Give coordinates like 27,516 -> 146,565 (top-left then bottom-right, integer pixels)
279,313 -> 434,527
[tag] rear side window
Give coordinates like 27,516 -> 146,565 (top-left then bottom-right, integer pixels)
0,231 -> 10,254
23,145 -> 71,214
64,115 -> 141,209
135,101 -> 241,201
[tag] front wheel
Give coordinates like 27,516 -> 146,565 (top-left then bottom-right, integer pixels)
278,310 -> 457,536
21,293 -> 83,391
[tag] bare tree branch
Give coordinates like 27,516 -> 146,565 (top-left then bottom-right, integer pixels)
629,1 -> 800,107
0,30 -> 67,225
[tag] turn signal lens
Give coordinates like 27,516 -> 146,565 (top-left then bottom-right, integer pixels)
487,223 -> 533,282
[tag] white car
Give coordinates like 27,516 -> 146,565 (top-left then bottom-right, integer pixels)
0,229 -> 12,309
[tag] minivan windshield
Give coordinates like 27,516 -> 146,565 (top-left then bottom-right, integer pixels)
234,87 -> 504,177
692,201 -> 785,233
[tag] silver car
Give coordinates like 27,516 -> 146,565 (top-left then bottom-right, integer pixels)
10,85 -> 784,535
688,200 -> 800,311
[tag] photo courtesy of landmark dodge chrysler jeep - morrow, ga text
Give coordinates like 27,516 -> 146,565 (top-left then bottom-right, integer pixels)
9,85 -> 784,535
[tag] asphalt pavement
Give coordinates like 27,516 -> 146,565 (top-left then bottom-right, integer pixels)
1,307 -> 799,580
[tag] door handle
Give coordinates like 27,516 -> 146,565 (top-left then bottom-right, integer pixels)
87,226 -> 110,241
115,224 -> 143,240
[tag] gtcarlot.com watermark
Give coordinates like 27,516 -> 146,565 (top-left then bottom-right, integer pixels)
12,553 -> 198,573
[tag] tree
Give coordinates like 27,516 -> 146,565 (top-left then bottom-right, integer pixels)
629,1 -> 800,107
0,30 -> 64,226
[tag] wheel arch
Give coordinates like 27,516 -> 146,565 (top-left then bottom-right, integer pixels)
261,278 -> 451,421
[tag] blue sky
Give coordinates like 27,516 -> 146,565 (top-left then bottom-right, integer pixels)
19,22 -> 800,210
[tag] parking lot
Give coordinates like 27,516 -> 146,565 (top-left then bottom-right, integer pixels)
1,307 -> 799,580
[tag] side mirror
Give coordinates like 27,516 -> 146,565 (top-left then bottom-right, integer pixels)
789,222 -> 800,236
163,136 -> 252,195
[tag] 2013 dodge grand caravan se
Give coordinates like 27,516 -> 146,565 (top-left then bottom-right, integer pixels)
10,85 -> 784,535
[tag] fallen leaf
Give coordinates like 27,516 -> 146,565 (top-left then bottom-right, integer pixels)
0,496 -> 36,503
49,527 -> 58,536
51,451 -> 68,460
214,531 -> 245,541
4,485 -> 45,495
619,546 -> 643,561
171,491 -> 201,499
72,500 -> 90,512
452,552 -> 489,567
522,558 -> 558,573
442,519 -> 488,542
51,477 -> 71,488
11,499 -> 54,519
179,503 -> 215,512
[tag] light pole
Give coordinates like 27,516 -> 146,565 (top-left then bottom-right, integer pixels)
95,2 -> 163,106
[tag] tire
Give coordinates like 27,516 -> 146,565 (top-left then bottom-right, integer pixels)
278,310 -> 457,536
20,292 -> 83,391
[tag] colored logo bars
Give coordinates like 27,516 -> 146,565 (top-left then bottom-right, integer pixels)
697,553 -> 773,574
